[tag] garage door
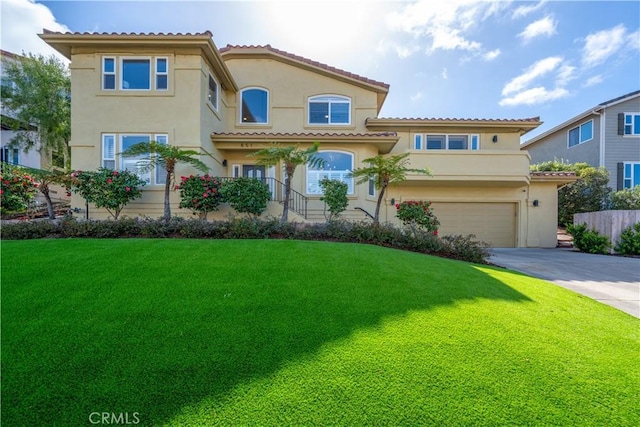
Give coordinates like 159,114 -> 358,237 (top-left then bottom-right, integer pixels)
431,202 -> 517,248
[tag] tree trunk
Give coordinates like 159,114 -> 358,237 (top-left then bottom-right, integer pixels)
282,170 -> 292,223
163,170 -> 172,221
40,183 -> 56,219
373,184 -> 387,224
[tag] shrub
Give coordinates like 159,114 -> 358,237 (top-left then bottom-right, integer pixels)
610,187 -> 640,210
319,179 -> 348,221
1,220 -> 56,240
178,174 -> 224,219
440,235 -> 490,264
567,223 -> 611,254
71,168 -> 146,220
220,178 -> 271,217
1,166 -> 39,213
615,222 -> 640,255
395,200 -> 440,236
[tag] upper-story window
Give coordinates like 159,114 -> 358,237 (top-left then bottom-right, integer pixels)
208,74 -> 218,110
568,120 -> 593,147
308,95 -> 351,125
307,151 -> 354,195
241,88 -> 268,124
623,113 -> 640,136
101,56 -> 169,91
414,134 -> 479,150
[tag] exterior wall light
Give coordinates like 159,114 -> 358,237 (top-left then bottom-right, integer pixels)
492,135 -> 498,143
533,199 -> 539,207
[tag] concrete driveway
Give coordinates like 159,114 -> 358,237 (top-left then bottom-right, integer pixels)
490,248 -> 640,318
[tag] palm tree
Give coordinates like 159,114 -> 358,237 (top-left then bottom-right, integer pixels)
250,142 -> 323,222
349,153 -> 431,224
121,141 -> 208,221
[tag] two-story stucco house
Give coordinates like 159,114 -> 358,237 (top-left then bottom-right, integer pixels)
522,90 -> 640,191
40,30 -> 574,248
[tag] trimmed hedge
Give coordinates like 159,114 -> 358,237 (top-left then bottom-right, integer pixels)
1,217 -> 491,264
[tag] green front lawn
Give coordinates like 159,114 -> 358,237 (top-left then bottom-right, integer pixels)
2,239 -> 638,426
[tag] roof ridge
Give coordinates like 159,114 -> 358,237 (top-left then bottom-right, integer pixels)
41,30 -> 213,37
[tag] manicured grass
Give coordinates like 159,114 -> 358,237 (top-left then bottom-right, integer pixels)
2,239 -> 638,426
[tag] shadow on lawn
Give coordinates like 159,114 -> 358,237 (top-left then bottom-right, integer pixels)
2,240 -> 532,426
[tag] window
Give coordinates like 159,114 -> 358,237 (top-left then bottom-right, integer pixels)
368,177 -> 376,197
208,74 -> 218,109
623,162 -> 640,189
568,120 -> 593,147
415,134 -> 479,150
102,57 -> 115,90
307,151 -> 354,195
1,147 -> 19,164
623,113 -> 640,136
155,58 -> 168,90
308,95 -> 350,125
241,88 -> 268,123
121,58 -> 151,90
102,133 -> 167,185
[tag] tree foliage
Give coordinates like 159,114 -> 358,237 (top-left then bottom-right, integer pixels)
177,174 -> 224,219
395,200 -> 440,236
1,53 -> 71,169
349,153 -> 431,223
610,186 -> 640,210
220,177 -> 271,218
250,142 -> 323,222
0,165 -> 39,214
120,141 -> 209,221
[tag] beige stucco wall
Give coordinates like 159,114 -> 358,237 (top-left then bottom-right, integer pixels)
526,182 -> 560,248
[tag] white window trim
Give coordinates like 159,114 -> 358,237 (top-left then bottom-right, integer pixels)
207,73 -> 219,110
101,133 -> 168,185
102,134 -> 116,169
306,150 -> 355,195
567,119 -> 594,148
623,112 -> 640,137
239,87 -> 269,124
419,134 -> 480,150
120,56 -> 152,91
307,94 -> 351,126
155,57 -> 168,91
368,177 -> 376,197
623,162 -> 640,188
102,57 -> 116,91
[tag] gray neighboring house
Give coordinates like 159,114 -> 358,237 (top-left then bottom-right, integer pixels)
522,90 -> 640,191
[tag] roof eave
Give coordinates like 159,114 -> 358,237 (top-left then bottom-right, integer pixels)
366,118 -> 542,135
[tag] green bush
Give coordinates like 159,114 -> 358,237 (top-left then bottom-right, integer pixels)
567,223 -> 611,254
220,178 -> 271,217
178,174 -> 224,219
1,165 -> 39,213
615,222 -> 640,255
610,187 -> 640,210
440,235 -> 490,264
319,178 -> 348,220
0,220 -> 56,239
395,200 -> 440,235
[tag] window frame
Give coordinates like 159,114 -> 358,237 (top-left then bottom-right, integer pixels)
567,119 -> 594,148
102,134 -> 116,169
155,57 -> 168,91
1,147 -> 19,165
102,57 -> 116,91
368,177 -> 376,197
308,95 -> 351,125
306,150 -> 355,196
239,87 -> 269,124
623,162 -> 640,189
101,133 -> 168,185
415,134 -> 480,151
120,57 -> 152,91
207,73 -> 219,110
623,113 -> 640,136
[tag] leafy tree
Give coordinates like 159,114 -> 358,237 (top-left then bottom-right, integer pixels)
349,153 -> 431,224
531,160 -> 611,225
319,178 -> 348,221
220,177 -> 271,218
26,167 -> 70,219
250,142 -> 323,222
71,168 -> 146,220
1,53 -> 71,169
120,141 -> 209,221
177,174 -> 224,219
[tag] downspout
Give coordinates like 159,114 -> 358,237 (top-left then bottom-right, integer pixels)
592,108 -> 604,167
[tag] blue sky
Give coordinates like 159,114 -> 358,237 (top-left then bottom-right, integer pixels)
2,0 -> 639,140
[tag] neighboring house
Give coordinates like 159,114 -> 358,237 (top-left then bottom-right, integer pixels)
0,49 -> 49,169
522,90 -> 640,191
40,30 -> 575,248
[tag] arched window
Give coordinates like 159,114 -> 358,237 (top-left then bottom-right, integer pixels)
307,151 -> 354,195
308,95 -> 351,125
240,88 -> 268,124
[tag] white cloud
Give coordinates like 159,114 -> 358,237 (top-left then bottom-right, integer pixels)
441,68 -> 448,79
556,64 -> 576,87
376,40 -> 420,59
410,92 -> 423,102
582,24 -> 627,67
0,0 -> 70,61
385,0 -> 509,55
627,30 -> 640,51
502,56 -> 563,96
499,87 -> 569,106
584,75 -> 604,87
512,0 -> 547,19
483,49 -> 501,61
518,16 -> 557,43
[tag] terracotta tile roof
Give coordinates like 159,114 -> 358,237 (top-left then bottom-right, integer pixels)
372,117 -> 541,123
1,49 -> 21,59
530,171 -> 577,177
212,131 -> 397,138
41,29 -> 213,37
219,44 -> 390,90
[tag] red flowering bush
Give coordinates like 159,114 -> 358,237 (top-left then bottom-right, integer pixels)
71,168 -> 146,219
395,200 -> 440,236
178,174 -> 224,219
1,165 -> 39,213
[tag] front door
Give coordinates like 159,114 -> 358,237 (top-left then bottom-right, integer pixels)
242,165 -> 265,178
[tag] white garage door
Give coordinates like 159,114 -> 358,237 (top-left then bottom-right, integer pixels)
431,202 -> 517,248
